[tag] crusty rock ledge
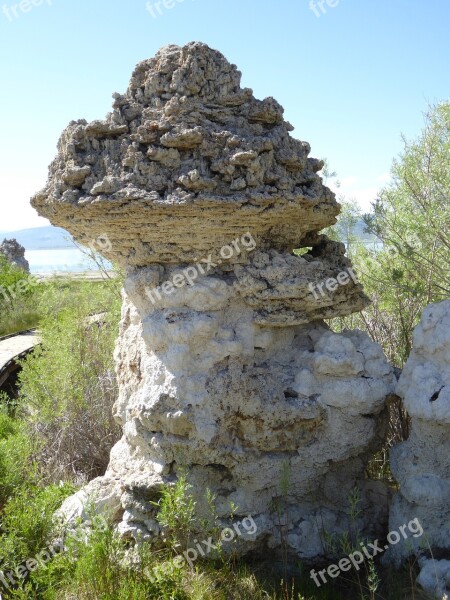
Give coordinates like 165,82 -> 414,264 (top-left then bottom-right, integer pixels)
32,43 -> 338,268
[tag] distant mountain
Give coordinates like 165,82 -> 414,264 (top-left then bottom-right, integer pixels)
354,219 -> 378,242
0,226 -> 74,251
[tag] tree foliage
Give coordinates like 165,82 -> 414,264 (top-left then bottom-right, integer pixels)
364,101 -> 450,302
329,102 -> 450,367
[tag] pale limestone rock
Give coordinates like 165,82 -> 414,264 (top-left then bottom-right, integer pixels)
389,300 -> 450,564
417,559 -> 450,600
34,42 -> 396,559
55,476 -> 123,523
56,275 -> 394,557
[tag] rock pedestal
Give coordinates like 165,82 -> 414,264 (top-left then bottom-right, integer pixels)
0,238 -> 29,273
389,300 -> 450,565
32,42 -> 396,559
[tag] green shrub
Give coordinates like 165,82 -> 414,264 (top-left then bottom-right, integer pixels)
0,254 -> 30,300
0,254 -> 42,336
58,527 -> 189,600
0,407 -> 17,440
153,472 -> 198,550
0,483 -> 74,570
18,279 -> 122,484
0,413 -> 35,508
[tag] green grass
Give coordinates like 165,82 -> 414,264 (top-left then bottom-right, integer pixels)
0,308 -> 41,337
0,518 -> 429,600
0,273 -> 119,337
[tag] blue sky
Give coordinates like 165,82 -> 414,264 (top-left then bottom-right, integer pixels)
0,0 -> 448,231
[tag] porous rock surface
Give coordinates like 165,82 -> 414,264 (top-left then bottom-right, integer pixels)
33,42 -> 396,559
0,238 -> 29,272
417,559 -> 450,600
389,300 -> 450,565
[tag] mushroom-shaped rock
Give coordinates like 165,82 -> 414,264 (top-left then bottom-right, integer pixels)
32,42 -> 395,560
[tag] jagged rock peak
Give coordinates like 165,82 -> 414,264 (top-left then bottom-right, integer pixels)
0,238 -> 29,273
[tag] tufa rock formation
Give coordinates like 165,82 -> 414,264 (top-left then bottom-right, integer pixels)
32,42 -> 396,559
0,238 -> 30,273
417,558 -> 450,600
389,300 -> 450,568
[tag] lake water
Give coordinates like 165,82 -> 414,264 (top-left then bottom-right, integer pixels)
26,249 -> 104,274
